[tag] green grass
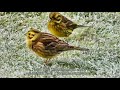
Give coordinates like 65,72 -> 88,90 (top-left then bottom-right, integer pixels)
0,12 -> 120,78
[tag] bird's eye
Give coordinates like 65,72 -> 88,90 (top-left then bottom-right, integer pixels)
56,16 -> 62,21
29,33 -> 30,35
32,34 -> 35,36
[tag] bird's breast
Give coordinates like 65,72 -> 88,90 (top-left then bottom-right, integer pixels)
26,39 -> 33,49
48,21 -> 69,37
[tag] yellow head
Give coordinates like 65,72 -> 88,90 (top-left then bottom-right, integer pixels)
49,12 -> 62,23
26,28 -> 41,49
26,28 -> 41,41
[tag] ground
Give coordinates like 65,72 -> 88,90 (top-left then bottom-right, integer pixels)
0,12 -> 120,78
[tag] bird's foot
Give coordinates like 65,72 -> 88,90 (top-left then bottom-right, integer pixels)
44,60 -> 53,67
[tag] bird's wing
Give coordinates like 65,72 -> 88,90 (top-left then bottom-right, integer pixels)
32,41 -> 46,53
39,33 -> 69,51
61,16 -> 78,30
33,41 -> 58,57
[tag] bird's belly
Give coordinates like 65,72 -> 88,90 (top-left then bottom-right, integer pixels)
33,50 -> 56,59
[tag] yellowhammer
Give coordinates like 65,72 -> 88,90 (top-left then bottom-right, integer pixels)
48,12 -> 90,37
26,28 -> 89,64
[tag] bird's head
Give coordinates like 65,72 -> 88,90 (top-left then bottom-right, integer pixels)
26,28 -> 41,41
49,12 -> 62,23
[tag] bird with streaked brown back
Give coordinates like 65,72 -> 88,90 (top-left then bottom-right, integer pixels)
48,12 -> 90,37
26,28 -> 89,65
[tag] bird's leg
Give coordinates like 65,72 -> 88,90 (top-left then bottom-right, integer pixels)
44,59 -> 52,66
44,59 -> 49,64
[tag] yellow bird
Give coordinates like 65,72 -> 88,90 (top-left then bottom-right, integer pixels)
26,28 -> 89,64
48,12 -> 89,37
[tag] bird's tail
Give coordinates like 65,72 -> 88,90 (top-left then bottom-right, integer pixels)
68,46 -> 89,51
77,25 -> 91,28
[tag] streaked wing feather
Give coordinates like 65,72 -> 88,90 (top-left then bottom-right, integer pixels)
37,33 -> 68,51
62,16 -> 78,30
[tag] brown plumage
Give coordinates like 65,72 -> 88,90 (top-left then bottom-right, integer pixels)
26,28 -> 89,64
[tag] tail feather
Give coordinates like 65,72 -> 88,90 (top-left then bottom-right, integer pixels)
77,25 -> 91,28
68,46 -> 89,51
